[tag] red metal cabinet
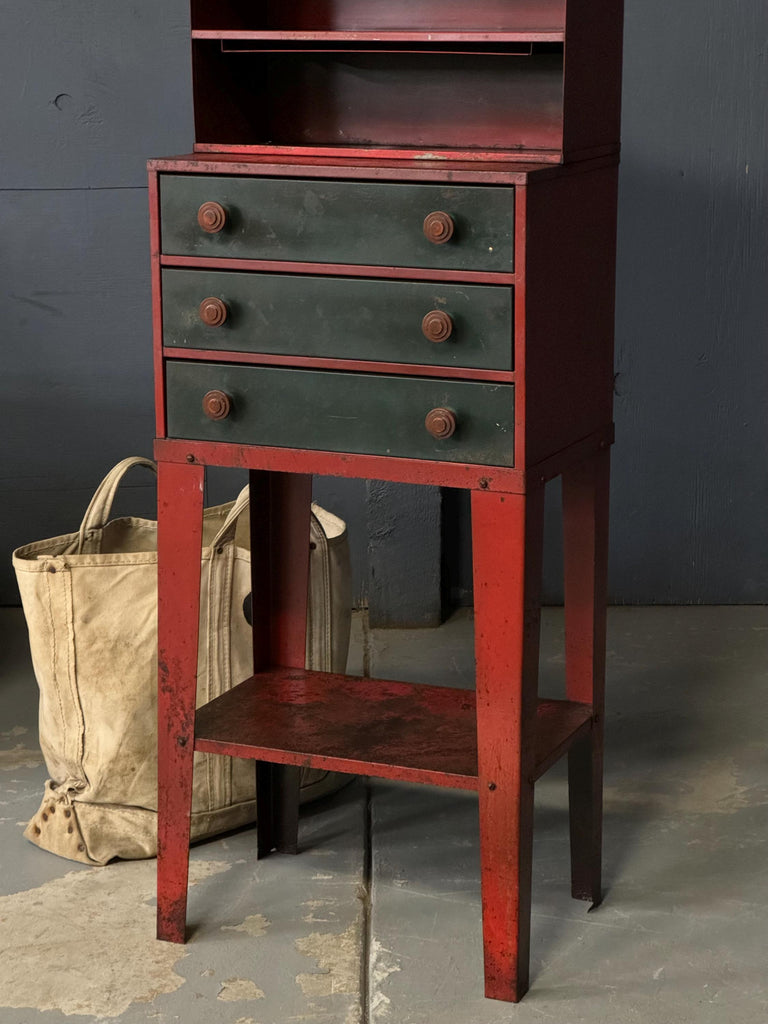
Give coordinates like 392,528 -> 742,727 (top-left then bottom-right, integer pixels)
152,0 -> 623,1002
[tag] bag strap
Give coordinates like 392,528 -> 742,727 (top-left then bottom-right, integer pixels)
207,486 -> 325,552
208,484 -> 250,550
76,457 -> 157,554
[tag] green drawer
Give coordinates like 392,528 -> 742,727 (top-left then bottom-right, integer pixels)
159,175 -> 514,272
162,269 -> 513,371
166,362 -> 514,466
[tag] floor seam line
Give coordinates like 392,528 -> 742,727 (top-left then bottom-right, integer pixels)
360,778 -> 373,1024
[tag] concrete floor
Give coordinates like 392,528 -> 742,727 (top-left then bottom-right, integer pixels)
0,605 -> 766,1023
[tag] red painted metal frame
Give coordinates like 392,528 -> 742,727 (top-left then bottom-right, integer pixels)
160,254 -> 515,286
191,30 -> 565,42
472,483 -> 543,1001
162,347 -> 515,383
156,459 -> 205,943
190,0 -> 568,34
151,39 -> 618,992
149,153 -> 559,181
156,436 -> 523,491
193,142 -> 564,164
153,430 -> 612,494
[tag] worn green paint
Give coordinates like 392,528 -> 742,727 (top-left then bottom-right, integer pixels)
159,175 -> 514,271
162,269 -> 513,370
166,361 -> 515,466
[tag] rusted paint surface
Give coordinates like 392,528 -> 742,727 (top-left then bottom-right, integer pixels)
155,437 -> 523,492
196,669 -> 480,789
156,458 -> 205,943
471,484 -> 544,1002
194,667 -> 591,790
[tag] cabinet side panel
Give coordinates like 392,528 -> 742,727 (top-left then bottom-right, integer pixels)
521,166 -> 618,467
562,0 -> 624,159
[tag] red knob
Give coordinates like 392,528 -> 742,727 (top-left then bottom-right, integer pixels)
202,390 -> 232,421
423,211 -> 455,245
422,310 -> 454,343
425,407 -> 457,440
197,201 -> 227,233
199,297 -> 228,327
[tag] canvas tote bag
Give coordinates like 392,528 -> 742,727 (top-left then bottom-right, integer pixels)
13,457 -> 351,865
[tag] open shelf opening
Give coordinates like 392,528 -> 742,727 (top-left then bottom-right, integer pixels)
193,43 -> 564,154
191,0 -> 567,35
217,40 -> 543,55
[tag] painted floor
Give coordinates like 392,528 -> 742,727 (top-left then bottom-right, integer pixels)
0,606 -> 766,1024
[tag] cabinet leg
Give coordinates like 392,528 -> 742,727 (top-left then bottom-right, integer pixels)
562,449 -> 610,906
472,486 -> 544,1003
249,471 -> 312,858
156,459 -> 205,943
256,762 -> 302,858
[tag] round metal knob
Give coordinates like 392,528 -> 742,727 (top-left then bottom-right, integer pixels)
197,201 -> 227,234
423,211 -> 455,245
425,407 -> 457,440
199,296 -> 228,327
422,310 -> 454,343
202,390 -> 232,421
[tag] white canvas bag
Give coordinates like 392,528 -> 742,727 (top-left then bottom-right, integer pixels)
12,457 -> 351,865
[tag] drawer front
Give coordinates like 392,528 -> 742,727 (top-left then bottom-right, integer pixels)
159,175 -> 514,272
162,269 -> 513,370
166,362 -> 514,466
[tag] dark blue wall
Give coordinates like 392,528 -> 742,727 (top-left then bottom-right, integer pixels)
1,1 -> 766,611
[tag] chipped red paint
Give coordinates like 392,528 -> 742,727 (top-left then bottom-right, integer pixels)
194,668 -> 592,789
471,484 -> 544,1001
156,459 -> 204,943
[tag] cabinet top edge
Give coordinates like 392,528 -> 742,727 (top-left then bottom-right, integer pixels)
147,152 -> 618,185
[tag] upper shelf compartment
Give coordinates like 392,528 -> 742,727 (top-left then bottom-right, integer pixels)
189,0 -> 623,163
190,0 -> 567,35
192,43 -> 565,159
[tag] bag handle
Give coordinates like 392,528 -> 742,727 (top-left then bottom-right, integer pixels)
77,457 -> 157,554
208,484 -> 250,550
207,486 -> 324,552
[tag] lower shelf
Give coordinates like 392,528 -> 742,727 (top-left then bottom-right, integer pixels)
194,669 -> 593,790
